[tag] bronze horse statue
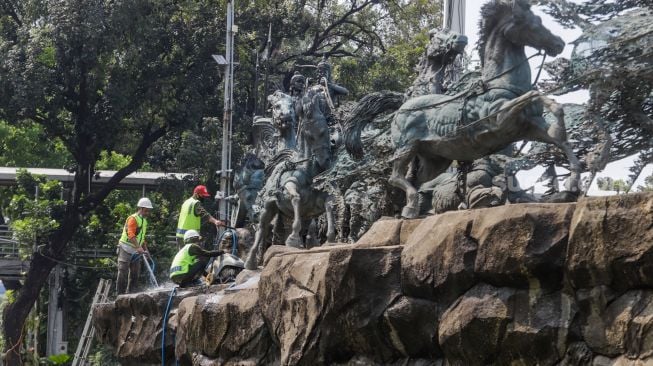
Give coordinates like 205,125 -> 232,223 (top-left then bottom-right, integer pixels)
345,0 -> 581,218
245,87 -> 336,270
229,153 -> 265,227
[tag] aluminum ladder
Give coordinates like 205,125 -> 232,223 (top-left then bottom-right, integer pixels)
71,278 -> 112,366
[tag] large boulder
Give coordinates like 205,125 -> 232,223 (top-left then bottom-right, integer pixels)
567,193 -> 653,290
174,285 -> 277,365
355,217 -> 403,247
471,203 -> 575,289
402,209 -> 480,304
93,287 -> 207,364
259,245 -> 404,365
439,283 -> 516,365
382,296 -> 441,358
402,203 -> 574,305
580,290 -> 653,358
439,283 -> 575,366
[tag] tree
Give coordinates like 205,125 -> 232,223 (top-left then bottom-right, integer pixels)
638,174 -> 653,192
530,1 -> 652,171
0,1 -> 227,363
0,0 -> 443,362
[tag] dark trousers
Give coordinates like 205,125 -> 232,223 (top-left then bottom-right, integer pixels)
116,247 -> 141,295
171,258 -> 209,287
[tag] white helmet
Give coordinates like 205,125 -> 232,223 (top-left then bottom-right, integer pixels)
137,197 -> 154,209
183,229 -> 201,242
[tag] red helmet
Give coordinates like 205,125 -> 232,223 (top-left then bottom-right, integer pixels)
193,185 -> 210,198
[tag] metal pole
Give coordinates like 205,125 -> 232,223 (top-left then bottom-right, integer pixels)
220,0 -> 234,222
46,266 -> 64,356
253,49 -> 259,115
442,0 -> 466,84
442,0 -> 465,33
262,23 -> 271,117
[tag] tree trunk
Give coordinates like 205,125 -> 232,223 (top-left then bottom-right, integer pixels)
2,254 -> 56,366
3,209 -> 80,366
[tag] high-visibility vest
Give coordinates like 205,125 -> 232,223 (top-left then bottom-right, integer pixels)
169,244 -> 198,278
119,213 -> 147,247
176,197 -> 201,238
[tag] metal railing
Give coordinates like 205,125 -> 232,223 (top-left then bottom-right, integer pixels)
0,225 -> 19,258
0,226 -> 178,262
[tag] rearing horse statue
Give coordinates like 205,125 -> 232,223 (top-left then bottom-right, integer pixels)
345,0 -> 581,218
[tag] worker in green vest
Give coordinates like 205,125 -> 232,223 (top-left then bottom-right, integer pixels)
176,185 -> 225,248
116,197 -> 153,295
169,230 -> 224,287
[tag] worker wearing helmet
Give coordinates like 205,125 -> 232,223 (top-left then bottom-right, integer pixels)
116,197 -> 153,295
169,230 -> 224,287
175,185 -> 225,248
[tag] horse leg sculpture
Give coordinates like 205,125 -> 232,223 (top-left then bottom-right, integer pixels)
540,96 -> 582,190
524,97 -> 582,192
245,200 -> 278,270
495,90 -> 543,122
389,149 -> 420,218
284,182 -> 304,248
303,219 -> 319,249
325,195 -> 336,243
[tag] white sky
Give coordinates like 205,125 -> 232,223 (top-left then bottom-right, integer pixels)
463,1 -> 652,195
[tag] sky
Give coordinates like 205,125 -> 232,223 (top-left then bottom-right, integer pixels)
462,1 -> 652,195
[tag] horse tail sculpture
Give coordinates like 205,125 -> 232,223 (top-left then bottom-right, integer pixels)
343,91 -> 404,160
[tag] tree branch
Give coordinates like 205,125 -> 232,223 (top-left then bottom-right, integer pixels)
79,126 -> 168,213
0,0 -> 22,27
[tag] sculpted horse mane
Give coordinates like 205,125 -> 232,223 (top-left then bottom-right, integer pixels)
477,0 -> 514,67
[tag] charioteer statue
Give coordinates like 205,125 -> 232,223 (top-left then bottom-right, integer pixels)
315,56 -> 349,104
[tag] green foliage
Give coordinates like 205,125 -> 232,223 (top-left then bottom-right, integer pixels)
96,151 -> 133,171
0,121 -> 71,168
335,31 -> 429,98
637,174 -> 653,192
596,177 -> 629,193
6,171 -> 64,258
45,354 -> 71,365
89,348 -> 121,366
4,290 -> 15,305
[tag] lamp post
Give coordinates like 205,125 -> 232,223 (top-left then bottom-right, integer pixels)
213,0 -> 236,223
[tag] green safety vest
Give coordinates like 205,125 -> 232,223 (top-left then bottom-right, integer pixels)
176,197 -> 201,238
169,244 -> 198,278
119,213 -> 147,248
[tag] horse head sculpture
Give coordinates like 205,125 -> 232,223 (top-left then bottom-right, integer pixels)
267,90 -> 297,150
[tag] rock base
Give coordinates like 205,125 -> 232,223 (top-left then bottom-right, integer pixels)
93,193 -> 653,365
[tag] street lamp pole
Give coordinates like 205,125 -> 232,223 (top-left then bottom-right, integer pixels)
218,0 -> 235,223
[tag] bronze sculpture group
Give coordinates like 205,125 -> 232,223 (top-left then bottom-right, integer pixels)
239,0 -> 586,269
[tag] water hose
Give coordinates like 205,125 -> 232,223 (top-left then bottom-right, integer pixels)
161,286 -> 178,366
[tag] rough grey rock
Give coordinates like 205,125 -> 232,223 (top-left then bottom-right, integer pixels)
567,193 -> 653,291
402,203 -> 575,305
175,287 -> 277,365
439,284 -> 575,366
259,245 -> 404,365
93,287 -> 210,364
92,193 -> 653,366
